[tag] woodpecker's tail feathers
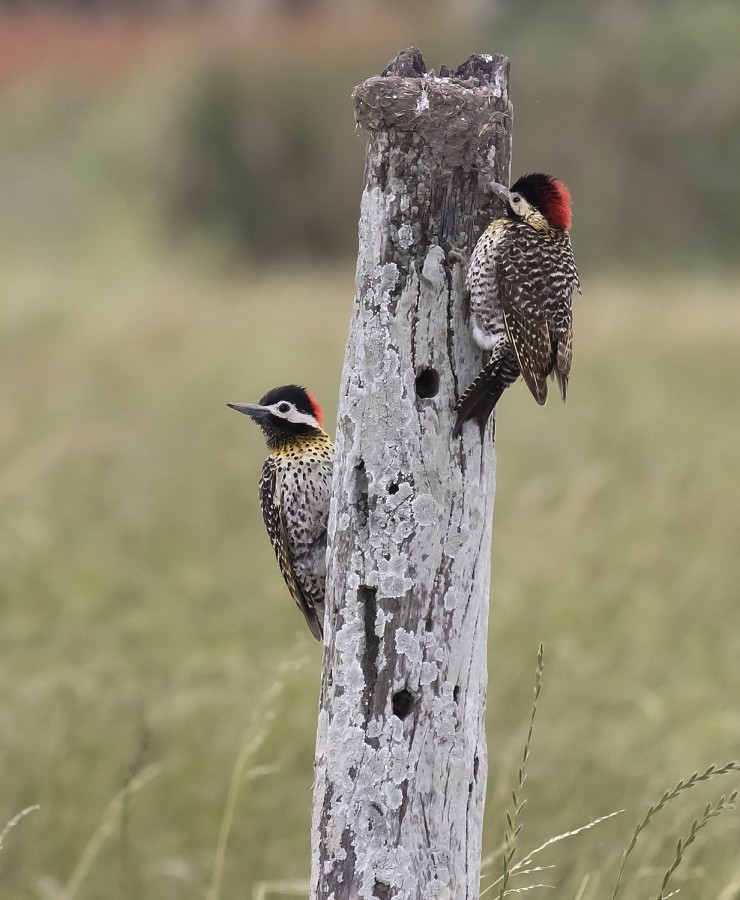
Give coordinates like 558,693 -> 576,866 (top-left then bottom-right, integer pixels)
300,599 -> 324,642
555,368 -> 568,402
453,361 -> 508,440
555,336 -> 571,402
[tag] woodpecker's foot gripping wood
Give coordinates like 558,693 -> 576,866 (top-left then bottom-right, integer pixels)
448,245 -> 470,267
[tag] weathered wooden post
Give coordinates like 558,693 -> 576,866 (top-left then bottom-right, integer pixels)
311,48 -> 512,899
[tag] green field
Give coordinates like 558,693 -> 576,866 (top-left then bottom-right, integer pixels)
2,18 -> 740,899
3,239 -> 740,897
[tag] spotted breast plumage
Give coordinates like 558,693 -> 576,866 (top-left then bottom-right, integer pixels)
229,385 -> 334,640
453,173 -> 580,439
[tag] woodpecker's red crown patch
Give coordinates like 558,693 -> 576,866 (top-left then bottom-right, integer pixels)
512,173 -> 572,230
307,393 -> 324,428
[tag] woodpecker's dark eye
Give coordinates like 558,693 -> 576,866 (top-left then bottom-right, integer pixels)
511,194 -> 521,203
278,402 -> 291,413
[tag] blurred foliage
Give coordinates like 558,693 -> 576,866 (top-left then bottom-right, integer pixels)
165,59 -> 364,259
1,4 -> 740,898
156,0 -> 740,269
1,245 -> 740,896
494,0 -> 740,269
1,1 -> 738,269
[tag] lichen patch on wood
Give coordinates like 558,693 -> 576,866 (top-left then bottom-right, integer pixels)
311,47 -> 511,900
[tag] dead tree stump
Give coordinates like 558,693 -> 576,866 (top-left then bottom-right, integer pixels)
310,48 -> 512,899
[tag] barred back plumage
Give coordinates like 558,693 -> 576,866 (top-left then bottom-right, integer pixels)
453,174 -> 580,439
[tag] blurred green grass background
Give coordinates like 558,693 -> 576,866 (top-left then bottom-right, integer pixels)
1,2 -> 740,898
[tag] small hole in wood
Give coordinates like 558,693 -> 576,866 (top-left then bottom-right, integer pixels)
392,689 -> 416,720
415,367 -> 440,399
374,881 -> 391,899
453,684 -> 460,703
388,482 -> 399,495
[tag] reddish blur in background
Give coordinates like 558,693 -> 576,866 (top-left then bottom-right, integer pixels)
1,3 -> 739,900
3,0 -> 739,270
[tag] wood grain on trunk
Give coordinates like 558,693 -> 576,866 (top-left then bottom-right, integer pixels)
311,48 -> 512,900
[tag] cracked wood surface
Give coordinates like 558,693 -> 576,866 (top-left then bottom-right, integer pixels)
310,48 -> 512,900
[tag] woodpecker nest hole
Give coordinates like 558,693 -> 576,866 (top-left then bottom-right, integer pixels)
391,689 -> 417,720
415,367 -> 440,399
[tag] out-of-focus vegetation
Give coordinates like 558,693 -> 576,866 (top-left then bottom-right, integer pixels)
3,0 -> 740,268
156,0 -> 740,268
165,0 -> 738,270
1,2 -> 740,898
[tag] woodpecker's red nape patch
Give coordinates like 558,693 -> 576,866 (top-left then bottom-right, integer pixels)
307,393 -> 324,428
542,178 -> 572,230
511,173 -> 573,230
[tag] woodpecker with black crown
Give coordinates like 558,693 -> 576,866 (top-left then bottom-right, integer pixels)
453,172 -> 581,439
228,385 -> 333,640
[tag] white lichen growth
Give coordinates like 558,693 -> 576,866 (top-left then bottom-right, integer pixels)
443,586 -> 459,611
397,222 -> 414,249
312,58 -> 505,896
420,661 -> 439,686
394,628 -> 423,669
415,88 -> 430,114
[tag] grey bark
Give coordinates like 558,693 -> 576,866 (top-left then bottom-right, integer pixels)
310,48 -> 512,900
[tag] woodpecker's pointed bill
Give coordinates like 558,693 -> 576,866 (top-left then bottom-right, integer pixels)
489,181 -> 511,202
229,384 -> 334,641
227,402 -> 269,419
453,171 -> 580,439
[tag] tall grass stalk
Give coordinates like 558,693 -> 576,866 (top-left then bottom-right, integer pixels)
481,812 -> 621,897
573,873 -> 592,900
497,643 -> 544,900
650,790 -> 738,900
502,885 -> 554,895
611,761 -> 740,900
57,764 -> 162,900
207,652 -> 308,900
252,879 -> 310,900
513,810 -> 623,874
0,805 -> 40,852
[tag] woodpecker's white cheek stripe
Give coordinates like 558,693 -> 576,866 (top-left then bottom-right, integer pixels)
269,404 -> 320,429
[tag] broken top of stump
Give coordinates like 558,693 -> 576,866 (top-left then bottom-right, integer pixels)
353,47 -> 511,170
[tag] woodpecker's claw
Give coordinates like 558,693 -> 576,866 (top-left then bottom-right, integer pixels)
448,245 -> 469,266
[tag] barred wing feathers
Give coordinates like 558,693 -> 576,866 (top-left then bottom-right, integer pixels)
258,458 -> 323,641
496,230 -> 576,406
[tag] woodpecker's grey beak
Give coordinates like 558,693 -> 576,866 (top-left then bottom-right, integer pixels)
227,402 -> 269,421
488,181 -> 511,202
